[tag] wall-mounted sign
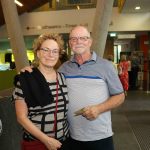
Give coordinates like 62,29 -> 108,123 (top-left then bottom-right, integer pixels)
117,34 -> 135,39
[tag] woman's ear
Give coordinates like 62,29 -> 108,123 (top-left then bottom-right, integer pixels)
36,50 -> 40,60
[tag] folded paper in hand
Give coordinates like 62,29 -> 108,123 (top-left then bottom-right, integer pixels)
74,108 -> 84,116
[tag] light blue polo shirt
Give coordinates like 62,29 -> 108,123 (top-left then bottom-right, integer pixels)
59,52 -> 124,141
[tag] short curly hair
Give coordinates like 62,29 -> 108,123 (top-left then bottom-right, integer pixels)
33,33 -> 64,52
32,33 -> 64,67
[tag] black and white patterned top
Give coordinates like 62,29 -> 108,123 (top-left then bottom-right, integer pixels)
13,72 -> 69,141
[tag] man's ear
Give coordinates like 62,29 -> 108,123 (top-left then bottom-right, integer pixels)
89,38 -> 93,47
68,40 -> 71,48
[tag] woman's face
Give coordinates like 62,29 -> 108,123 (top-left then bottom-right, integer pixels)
37,39 -> 60,68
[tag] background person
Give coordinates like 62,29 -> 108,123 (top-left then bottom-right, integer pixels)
107,54 -> 118,73
54,50 -> 69,70
118,54 -> 129,95
13,33 -> 70,150
0,119 -> 2,136
130,51 -> 140,89
127,55 -> 132,88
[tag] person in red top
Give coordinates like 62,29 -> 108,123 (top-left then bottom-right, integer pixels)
118,55 -> 129,95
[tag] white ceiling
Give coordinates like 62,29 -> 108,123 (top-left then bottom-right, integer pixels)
121,0 -> 150,13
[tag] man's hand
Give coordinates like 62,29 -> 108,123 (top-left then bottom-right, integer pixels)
82,105 -> 100,121
20,66 -> 33,73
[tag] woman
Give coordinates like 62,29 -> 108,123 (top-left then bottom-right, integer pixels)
13,33 -> 69,150
118,55 -> 129,96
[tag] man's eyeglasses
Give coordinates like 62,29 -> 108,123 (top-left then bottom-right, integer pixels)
69,36 -> 90,42
40,47 -> 59,56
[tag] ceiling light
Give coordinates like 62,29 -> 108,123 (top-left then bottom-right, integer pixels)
135,6 -> 141,10
110,33 -> 116,37
14,0 -> 23,7
77,5 -> 80,10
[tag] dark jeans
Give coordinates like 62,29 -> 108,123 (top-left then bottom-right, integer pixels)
130,67 -> 139,88
69,136 -> 115,150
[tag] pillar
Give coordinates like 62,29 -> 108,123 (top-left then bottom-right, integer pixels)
1,0 -> 29,72
91,0 -> 114,57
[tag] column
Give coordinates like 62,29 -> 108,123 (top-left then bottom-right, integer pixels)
91,0 -> 114,57
1,0 -> 29,72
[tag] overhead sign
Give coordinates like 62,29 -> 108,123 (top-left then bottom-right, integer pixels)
117,34 -> 135,39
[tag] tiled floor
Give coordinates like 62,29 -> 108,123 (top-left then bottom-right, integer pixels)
0,90 -> 150,150
112,90 -> 150,150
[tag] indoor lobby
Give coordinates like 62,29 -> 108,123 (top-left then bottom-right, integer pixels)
0,0 -> 150,150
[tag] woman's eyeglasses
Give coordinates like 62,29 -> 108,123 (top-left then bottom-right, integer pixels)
40,47 -> 59,56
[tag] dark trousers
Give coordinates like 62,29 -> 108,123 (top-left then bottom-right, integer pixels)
59,138 -> 71,150
69,136 -> 115,150
130,67 -> 139,88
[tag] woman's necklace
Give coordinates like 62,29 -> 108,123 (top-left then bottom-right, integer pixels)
53,73 -> 58,132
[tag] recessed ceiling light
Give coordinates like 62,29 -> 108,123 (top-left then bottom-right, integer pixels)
110,33 -> 116,37
14,0 -> 23,7
135,6 -> 141,10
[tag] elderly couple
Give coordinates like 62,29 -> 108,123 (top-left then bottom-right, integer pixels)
13,26 -> 125,150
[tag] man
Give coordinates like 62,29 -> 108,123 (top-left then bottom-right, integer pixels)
130,51 -> 140,89
21,26 -> 125,150
59,26 -> 125,150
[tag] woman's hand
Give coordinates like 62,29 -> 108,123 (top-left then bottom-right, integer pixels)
15,101 -> 62,150
44,137 -> 62,150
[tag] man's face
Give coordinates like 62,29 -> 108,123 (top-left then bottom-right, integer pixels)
69,26 -> 92,55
